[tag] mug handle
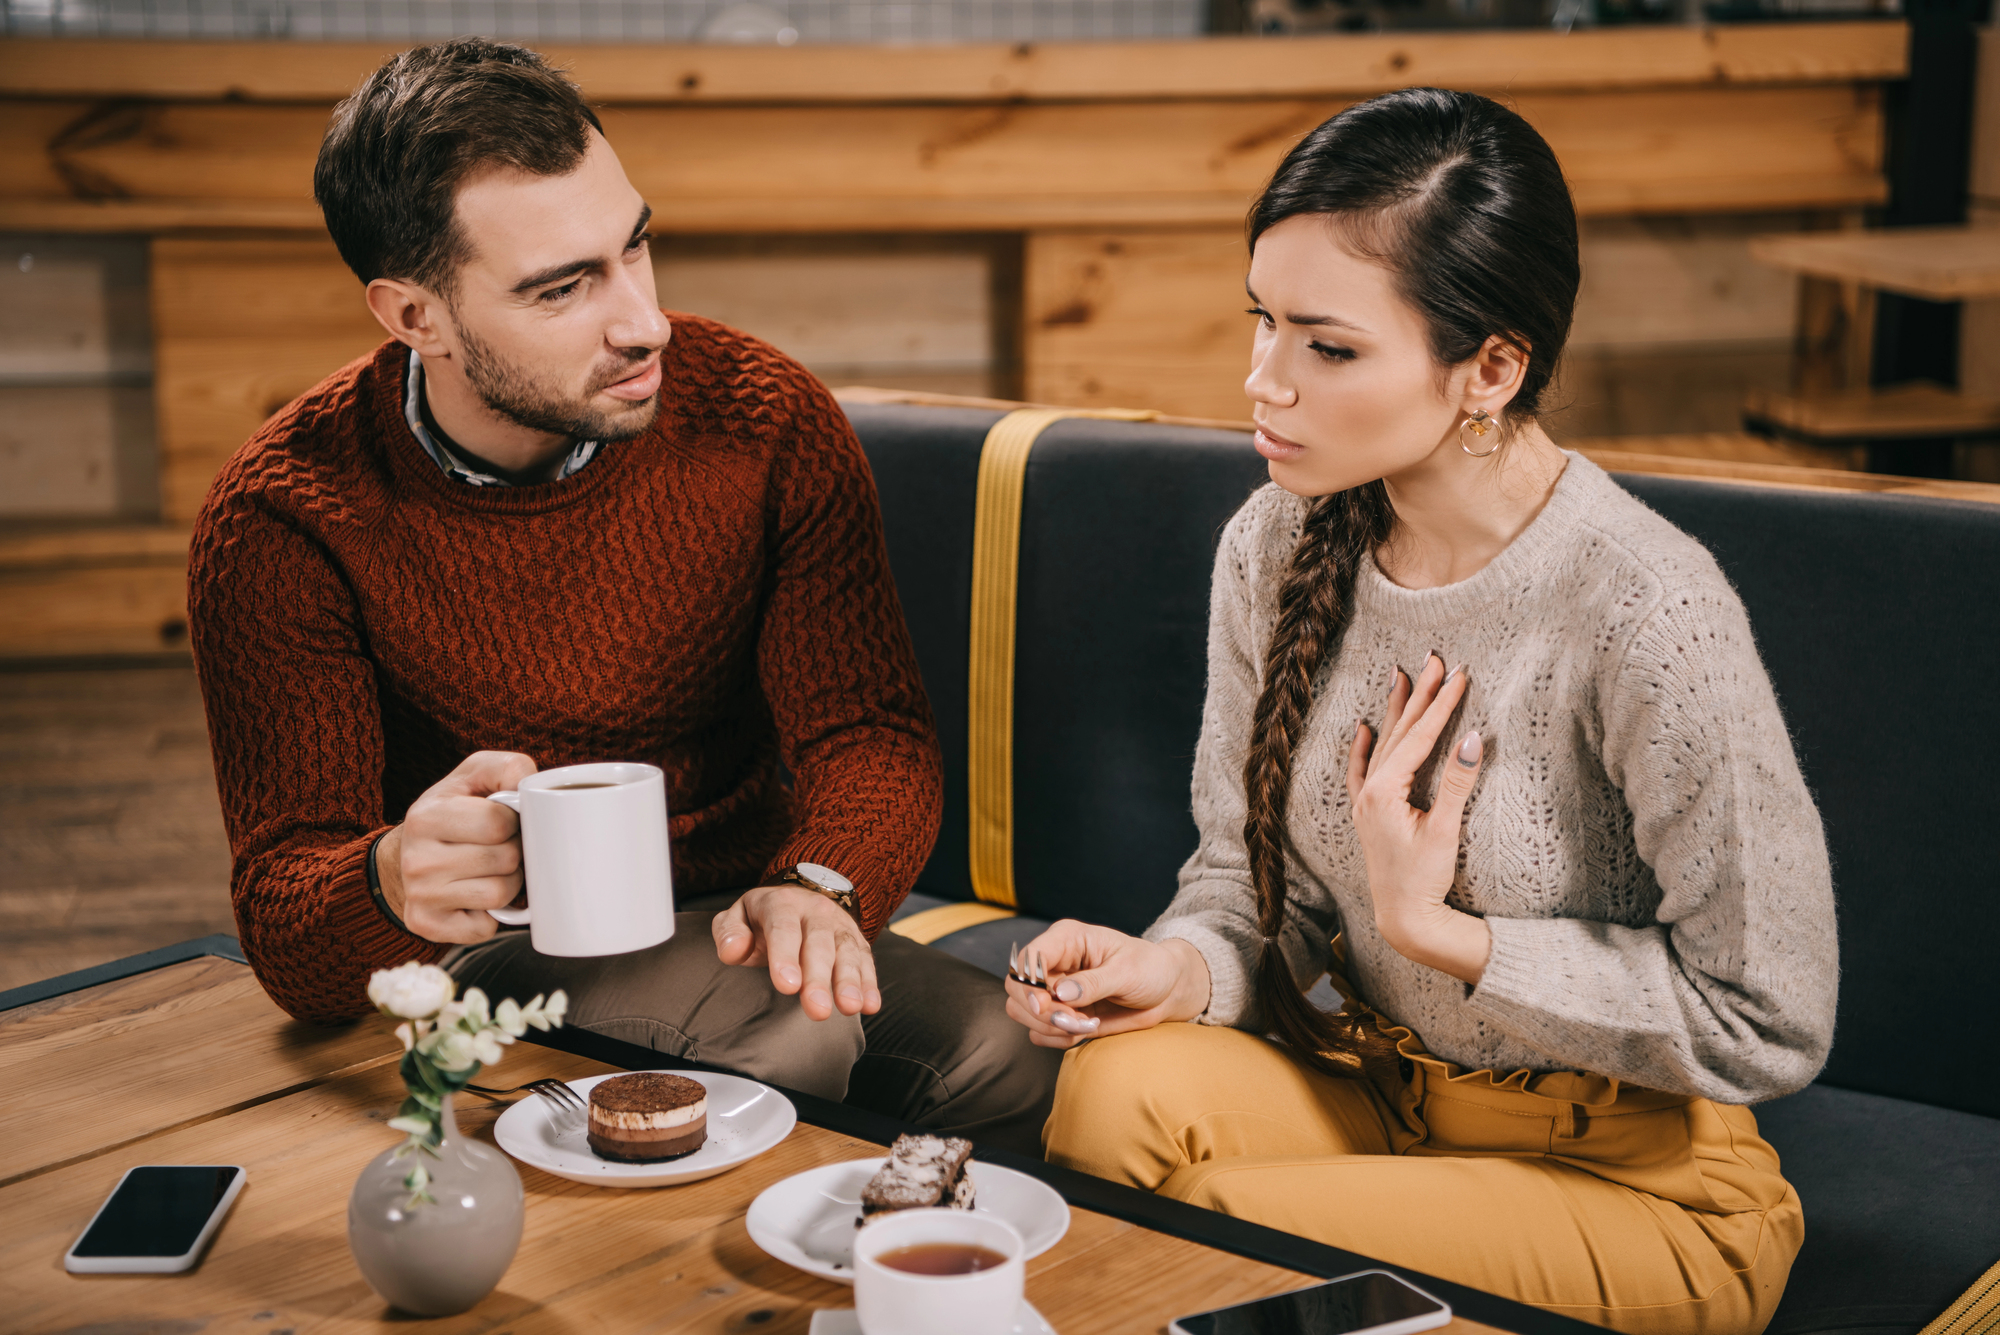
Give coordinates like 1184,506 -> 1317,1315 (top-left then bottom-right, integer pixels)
484,791 -> 531,926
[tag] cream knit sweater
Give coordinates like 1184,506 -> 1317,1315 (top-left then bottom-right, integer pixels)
1145,455 -> 1837,1104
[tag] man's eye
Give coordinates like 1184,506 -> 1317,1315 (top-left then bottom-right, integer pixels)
626,235 -> 651,256
540,280 -> 581,303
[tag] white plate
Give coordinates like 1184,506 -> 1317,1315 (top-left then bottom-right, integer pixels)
808,1299 -> 1055,1335
746,1158 -> 1071,1285
492,1072 -> 796,1188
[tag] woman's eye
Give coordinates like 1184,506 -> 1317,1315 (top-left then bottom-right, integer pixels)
1246,307 -> 1276,330
1310,341 -> 1357,362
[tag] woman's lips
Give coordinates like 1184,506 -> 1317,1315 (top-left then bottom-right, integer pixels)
1254,426 -> 1307,462
601,357 -> 662,403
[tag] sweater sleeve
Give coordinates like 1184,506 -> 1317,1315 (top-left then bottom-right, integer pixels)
754,378 -> 944,939
1143,495 -> 1340,1028
188,487 -> 443,1025
1465,580 -> 1838,1103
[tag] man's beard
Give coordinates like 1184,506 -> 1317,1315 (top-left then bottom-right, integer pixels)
458,322 -> 660,443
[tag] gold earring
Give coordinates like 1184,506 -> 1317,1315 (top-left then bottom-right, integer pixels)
1460,409 -> 1499,458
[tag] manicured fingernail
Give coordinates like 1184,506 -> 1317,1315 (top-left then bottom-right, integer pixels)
1456,732 -> 1482,766
1029,993 -> 1042,1016
1428,649 -> 1442,671
1051,1011 -> 1099,1034
1054,980 -> 1081,1003
1446,665 -> 1463,684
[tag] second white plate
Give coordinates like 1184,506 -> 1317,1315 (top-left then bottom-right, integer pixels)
492,1072 -> 796,1188
746,1158 -> 1071,1285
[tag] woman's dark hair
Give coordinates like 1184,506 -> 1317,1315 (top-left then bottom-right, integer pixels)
315,38 -> 604,296
1240,88 -> 1579,1078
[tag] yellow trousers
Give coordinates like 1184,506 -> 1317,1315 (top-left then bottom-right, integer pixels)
1046,1018 -> 1802,1334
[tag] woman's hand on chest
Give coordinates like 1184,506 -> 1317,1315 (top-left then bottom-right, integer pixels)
1346,653 -> 1494,986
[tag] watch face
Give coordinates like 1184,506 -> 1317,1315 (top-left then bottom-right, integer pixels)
797,862 -> 853,894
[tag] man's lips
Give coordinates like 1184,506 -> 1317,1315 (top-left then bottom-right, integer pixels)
600,357 -> 662,403
1254,424 -> 1307,461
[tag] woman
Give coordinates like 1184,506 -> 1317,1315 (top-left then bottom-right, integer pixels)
1004,88 -> 1835,1333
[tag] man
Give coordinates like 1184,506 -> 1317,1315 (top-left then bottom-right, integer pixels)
187,38 -> 1057,1153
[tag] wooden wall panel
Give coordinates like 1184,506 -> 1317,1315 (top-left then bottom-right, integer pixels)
1024,228 -> 1250,421
5,84 -> 1887,234
0,23 -> 1908,103
151,238 -> 382,520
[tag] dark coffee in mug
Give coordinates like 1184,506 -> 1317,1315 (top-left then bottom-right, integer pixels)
548,782 -> 618,790
874,1243 -> 1011,1276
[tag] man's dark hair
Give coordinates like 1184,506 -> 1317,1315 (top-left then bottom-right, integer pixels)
314,38 -> 605,295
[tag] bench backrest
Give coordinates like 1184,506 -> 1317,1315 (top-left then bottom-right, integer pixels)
847,401 -> 2000,1119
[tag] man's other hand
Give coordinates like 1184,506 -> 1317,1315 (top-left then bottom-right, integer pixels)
712,886 -> 880,1020
378,750 -> 538,944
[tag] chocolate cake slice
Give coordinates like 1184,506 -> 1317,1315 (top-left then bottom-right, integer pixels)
859,1134 -> 976,1221
586,1072 -> 708,1163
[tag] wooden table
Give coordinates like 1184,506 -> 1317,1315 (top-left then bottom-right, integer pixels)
1748,225 -> 2000,302
0,955 -> 1535,1335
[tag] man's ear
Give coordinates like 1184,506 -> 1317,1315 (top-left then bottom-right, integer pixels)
1462,332 -> 1531,416
365,278 -> 453,359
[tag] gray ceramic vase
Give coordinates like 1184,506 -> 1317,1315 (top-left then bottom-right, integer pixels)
347,1096 -> 524,1316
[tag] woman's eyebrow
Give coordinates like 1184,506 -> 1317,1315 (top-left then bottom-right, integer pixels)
1244,285 -> 1368,333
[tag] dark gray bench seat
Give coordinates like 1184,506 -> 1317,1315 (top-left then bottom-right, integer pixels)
848,400 -> 2000,1335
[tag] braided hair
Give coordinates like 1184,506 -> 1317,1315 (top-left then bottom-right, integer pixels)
1241,88 -> 1578,1076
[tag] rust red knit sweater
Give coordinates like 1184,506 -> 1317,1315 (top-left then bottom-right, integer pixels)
188,320 -> 942,1025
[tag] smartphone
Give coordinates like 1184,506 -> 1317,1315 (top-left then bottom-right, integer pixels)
1170,1269 -> 1452,1335
64,1165 -> 246,1274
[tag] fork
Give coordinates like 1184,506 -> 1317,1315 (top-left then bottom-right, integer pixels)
464,1077 -> 588,1118
1006,942 -> 1050,992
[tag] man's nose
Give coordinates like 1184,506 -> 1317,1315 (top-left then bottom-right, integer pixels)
606,263 -> 671,353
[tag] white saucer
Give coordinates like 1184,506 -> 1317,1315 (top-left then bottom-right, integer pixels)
491,1072 -> 795,1188
808,1300 -> 1056,1335
746,1158 -> 1070,1285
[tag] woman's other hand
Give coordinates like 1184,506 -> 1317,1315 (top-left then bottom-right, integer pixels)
1002,920 -> 1212,1050
1346,653 -> 1494,985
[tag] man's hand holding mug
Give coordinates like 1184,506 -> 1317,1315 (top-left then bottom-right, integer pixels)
378,750 -> 877,1021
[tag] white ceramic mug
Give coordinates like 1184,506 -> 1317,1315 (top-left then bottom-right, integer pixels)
853,1209 -> 1025,1335
484,762 -> 675,957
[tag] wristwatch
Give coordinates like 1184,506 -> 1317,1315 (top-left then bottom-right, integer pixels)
772,863 -> 860,922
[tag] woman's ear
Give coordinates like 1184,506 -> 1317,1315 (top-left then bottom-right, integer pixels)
1462,332 -> 1531,416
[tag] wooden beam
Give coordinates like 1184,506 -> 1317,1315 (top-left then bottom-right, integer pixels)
0,23 -> 1909,104
1749,224 -> 2000,301
0,83 -> 1889,236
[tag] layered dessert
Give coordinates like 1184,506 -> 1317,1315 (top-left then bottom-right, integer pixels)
859,1134 -> 976,1221
586,1072 -> 708,1163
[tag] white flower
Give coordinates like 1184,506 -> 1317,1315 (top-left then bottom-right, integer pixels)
428,1029 -> 479,1073
471,1029 -> 507,1066
368,962 -> 455,1020
394,1022 -> 415,1052
459,988 -> 491,1029
494,998 -> 526,1037
386,1114 -> 431,1136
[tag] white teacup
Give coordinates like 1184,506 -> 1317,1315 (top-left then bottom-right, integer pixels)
485,762 -> 675,958
853,1209 -> 1025,1335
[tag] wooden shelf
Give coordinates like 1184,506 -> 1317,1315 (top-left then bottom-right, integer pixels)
1744,383 -> 2000,440
0,23 -> 1908,104
1748,225 -> 2000,301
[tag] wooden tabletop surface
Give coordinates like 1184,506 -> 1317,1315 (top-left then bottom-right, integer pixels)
0,958 -> 1511,1335
1748,225 -> 2000,300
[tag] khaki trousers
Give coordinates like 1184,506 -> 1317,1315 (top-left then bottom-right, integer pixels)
1046,1014 -> 1803,1334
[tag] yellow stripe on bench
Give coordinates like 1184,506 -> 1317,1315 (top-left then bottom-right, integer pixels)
1921,1255 -> 2000,1335
966,406 -> 1157,909
887,900 -> 1022,945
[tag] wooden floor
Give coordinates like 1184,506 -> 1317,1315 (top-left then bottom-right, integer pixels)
0,662 -> 233,992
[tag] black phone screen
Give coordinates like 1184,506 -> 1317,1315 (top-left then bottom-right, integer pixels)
72,1166 -> 242,1258
1176,1272 -> 1445,1335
